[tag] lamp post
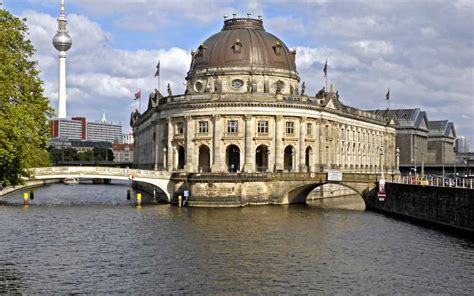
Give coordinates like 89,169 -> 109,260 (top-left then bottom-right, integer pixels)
414,144 -> 417,180
154,136 -> 158,171
396,147 -> 400,173
421,151 -> 425,178
266,147 -> 271,172
379,146 -> 384,180
163,147 -> 167,170
291,147 -> 296,172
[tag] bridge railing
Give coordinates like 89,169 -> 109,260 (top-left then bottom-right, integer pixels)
30,167 -> 170,179
394,175 -> 473,189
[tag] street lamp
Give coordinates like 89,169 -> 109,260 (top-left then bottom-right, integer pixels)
379,146 -> 384,179
163,146 -> 167,170
396,147 -> 400,173
291,147 -> 296,172
266,147 -> 271,173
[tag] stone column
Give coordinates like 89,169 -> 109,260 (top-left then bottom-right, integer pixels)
184,116 -> 194,172
243,115 -> 253,172
268,121 -> 275,172
313,120 -> 320,172
154,121 -> 160,170
275,115 -> 284,171
299,117 -> 306,172
167,118 -> 173,171
212,115 -> 223,172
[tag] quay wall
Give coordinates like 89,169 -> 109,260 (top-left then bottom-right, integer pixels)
365,183 -> 474,232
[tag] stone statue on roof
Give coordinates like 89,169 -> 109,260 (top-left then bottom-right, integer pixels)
167,83 -> 172,97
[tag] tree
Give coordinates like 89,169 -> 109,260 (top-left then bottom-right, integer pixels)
0,9 -> 53,186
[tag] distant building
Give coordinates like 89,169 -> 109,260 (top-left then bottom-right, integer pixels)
112,143 -> 134,163
70,139 -> 112,152
455,136 -> 470,153
427,120 -> 456,164
370,108 -> 429,166
49,117 -> 122,143
121,133 -> 134,144
86,121 -> 122,143
50,117 -> 85,140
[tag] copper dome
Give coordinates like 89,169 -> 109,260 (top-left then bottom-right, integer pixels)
190,18 -> 297,73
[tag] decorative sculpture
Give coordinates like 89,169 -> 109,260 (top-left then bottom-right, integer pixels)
247,78 -> 252,93
167,83 -> 172,97
315,87 -> 326,100
301,82 -> 306,96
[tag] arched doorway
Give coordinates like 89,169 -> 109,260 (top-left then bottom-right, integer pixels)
226,145 -> 240,172
198,145 -> 211,172
305,146 -> 312,171
255,145 -> 268,172
284,145 -> 294,172
177,146 -> 185,169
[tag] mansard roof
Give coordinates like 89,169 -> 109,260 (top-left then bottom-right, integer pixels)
368,108 -> 429,130
428,120 -> 456,139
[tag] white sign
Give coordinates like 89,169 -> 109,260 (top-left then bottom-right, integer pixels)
327,170 -> 342,181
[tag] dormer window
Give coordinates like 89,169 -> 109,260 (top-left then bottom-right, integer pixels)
197,44 -> 207,56
232,39 -> 242,54
273,41 -> 282,55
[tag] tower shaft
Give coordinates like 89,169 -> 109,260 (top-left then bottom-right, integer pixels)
58,51 -> 67,118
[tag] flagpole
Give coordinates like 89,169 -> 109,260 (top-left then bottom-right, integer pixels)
139,92 -> 141,113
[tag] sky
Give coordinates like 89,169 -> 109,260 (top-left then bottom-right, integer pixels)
3,0 -> 474,148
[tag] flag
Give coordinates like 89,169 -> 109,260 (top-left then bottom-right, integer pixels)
323,59 -> 328,78
386,88 -> 390,100
134,90 -> 141,100
154,60 -> 160,77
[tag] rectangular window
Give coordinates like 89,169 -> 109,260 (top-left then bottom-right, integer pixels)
176,122 -> 184,135
227,120 -> 238,133
306,123 -> 312,135
198,121 -> 208,133
257,121 -> 269,134
286,122 -> 294,134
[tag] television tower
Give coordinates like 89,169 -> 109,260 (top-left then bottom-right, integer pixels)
52,0 -> 72,118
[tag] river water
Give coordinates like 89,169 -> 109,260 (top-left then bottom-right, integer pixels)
1,182 -> 473,294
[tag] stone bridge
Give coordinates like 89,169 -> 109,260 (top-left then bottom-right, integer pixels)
30,166 -> 173,201
170,172 -> 389,207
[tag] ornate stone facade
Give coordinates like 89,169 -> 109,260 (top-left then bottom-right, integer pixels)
131,17 -> 397,176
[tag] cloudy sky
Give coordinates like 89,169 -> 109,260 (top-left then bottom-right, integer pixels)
4,0 -> 473,147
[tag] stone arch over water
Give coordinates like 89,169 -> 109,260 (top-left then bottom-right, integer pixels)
285,182 -> 366,210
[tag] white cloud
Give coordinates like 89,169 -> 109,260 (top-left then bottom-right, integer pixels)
16,1 -> 474,144
22,10 -> 191,132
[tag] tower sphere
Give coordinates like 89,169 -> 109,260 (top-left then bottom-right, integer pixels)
53,32 -> 72,52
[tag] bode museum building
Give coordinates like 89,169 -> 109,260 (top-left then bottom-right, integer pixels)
131,17 -> 397,177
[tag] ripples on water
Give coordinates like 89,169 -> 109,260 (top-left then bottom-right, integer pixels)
0,182 -> 473,294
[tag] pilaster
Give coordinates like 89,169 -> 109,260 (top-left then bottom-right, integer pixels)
184,116 -> 194,171
243,115 -> 254,172
299,117 -> 306,172
212,115 -> 223,172
275,115 -> 284,171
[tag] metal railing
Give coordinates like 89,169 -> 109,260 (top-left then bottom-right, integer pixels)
393,175 -> 473,189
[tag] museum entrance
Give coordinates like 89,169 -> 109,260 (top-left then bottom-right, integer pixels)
255,145 -> 268,172
177,146 -> 185,169
284,145 -> 294,172
198,145 -> 211,172
226,145 -> 240,172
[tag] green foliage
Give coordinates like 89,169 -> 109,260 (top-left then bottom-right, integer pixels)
0,9 -> 53,186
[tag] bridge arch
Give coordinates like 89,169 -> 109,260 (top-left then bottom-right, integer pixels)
285,181 -> 367,209
29,167 -> 173,202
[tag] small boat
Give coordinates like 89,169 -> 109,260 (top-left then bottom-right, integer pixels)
63,177 -> 79,185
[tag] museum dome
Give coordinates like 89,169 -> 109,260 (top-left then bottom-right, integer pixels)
189,17 -> 297,74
